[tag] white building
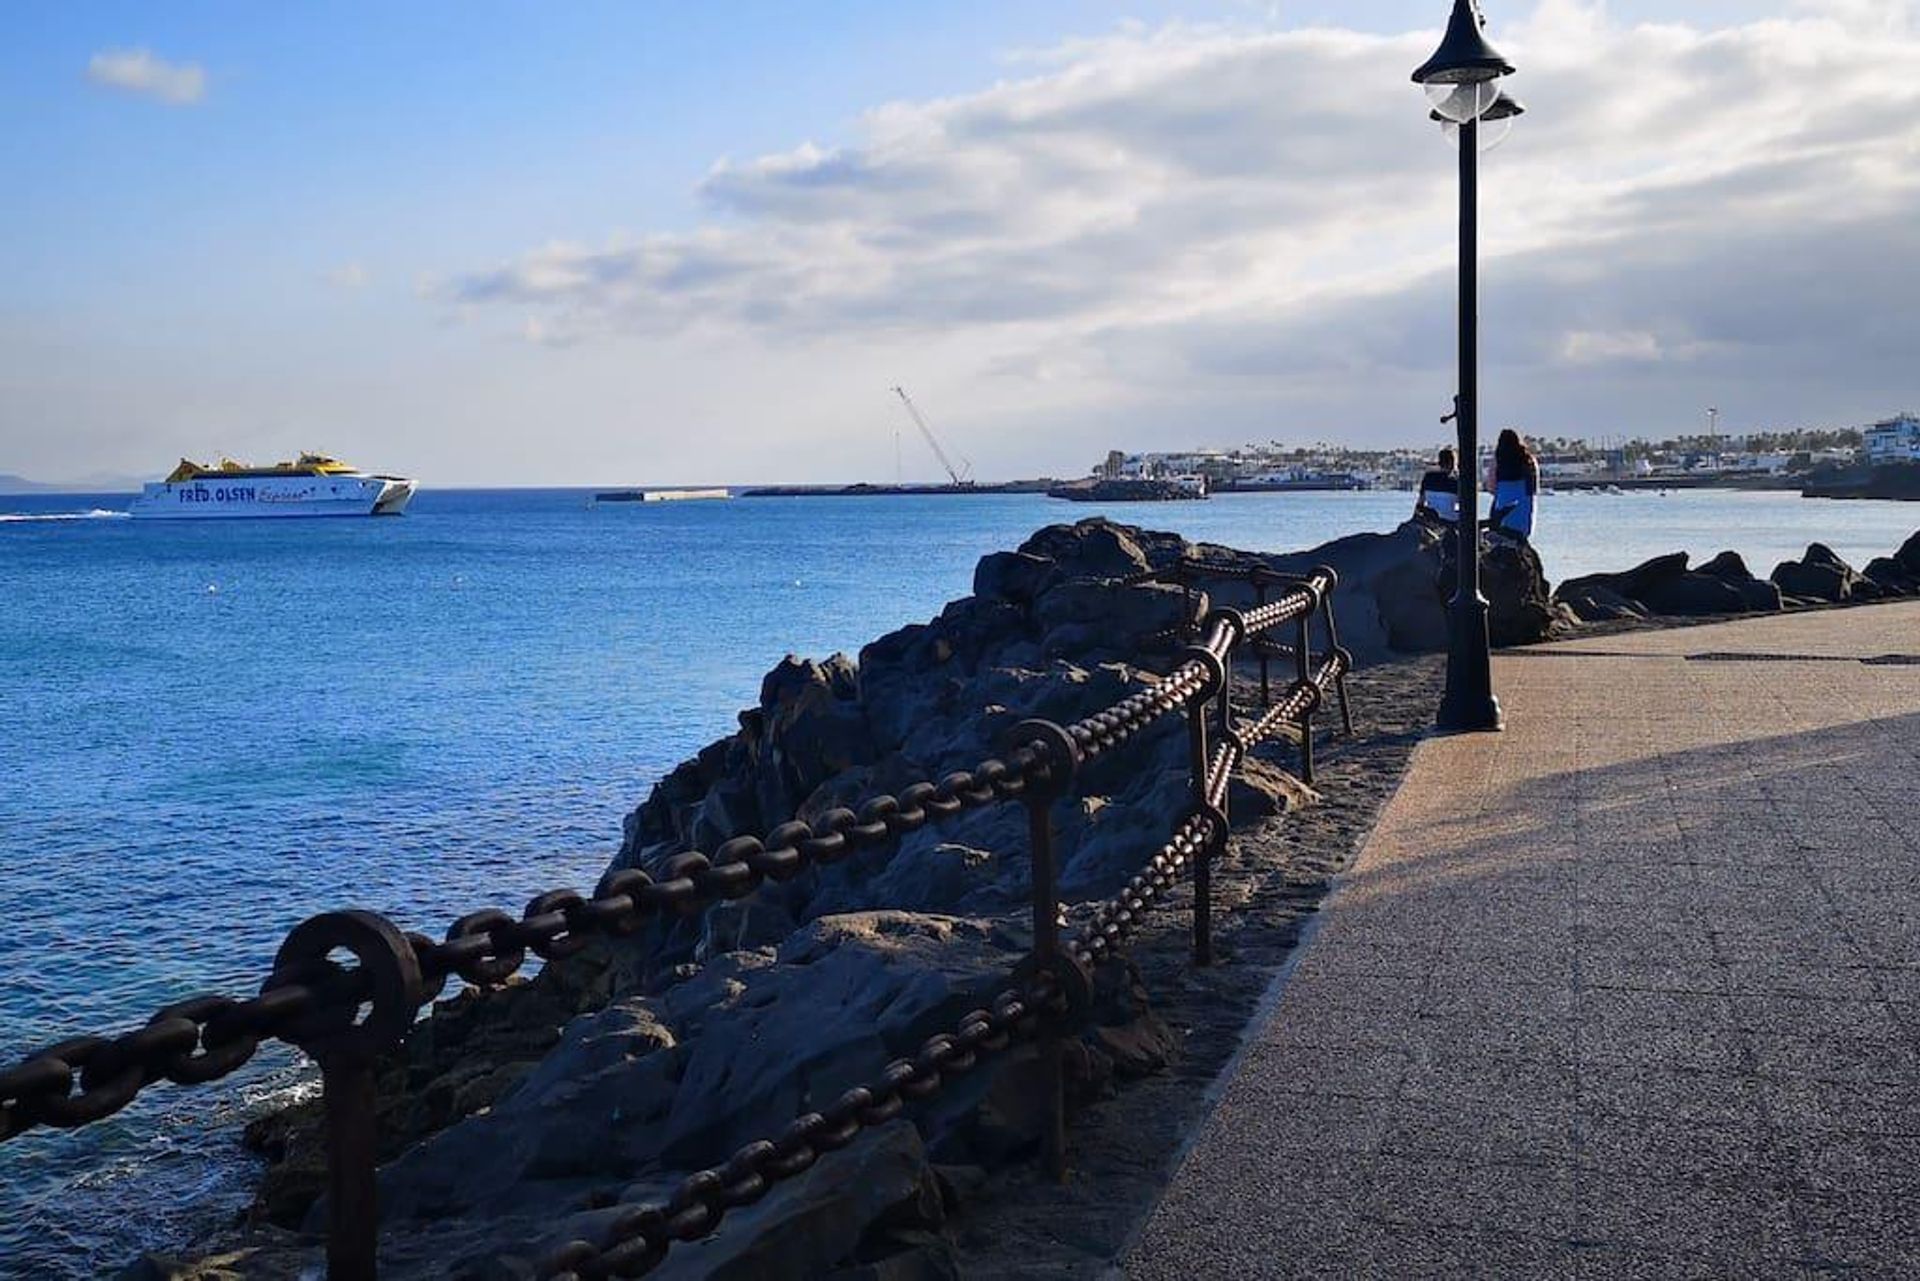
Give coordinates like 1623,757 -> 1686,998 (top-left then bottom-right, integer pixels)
1720,450 -> 1794,474
1539,458 -> 1606,480
1864,413 -> 1920,464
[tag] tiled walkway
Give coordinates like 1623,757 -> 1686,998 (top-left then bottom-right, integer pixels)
1124,604 -> 1920,1278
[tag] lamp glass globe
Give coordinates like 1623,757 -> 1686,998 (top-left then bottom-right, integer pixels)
1439,115 -> 1515,151
1425,80 -> 1500,123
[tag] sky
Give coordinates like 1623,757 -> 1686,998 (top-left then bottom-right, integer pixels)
3,0 -> 1917,486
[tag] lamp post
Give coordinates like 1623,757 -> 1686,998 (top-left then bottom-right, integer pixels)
1414,0 -> 1519,734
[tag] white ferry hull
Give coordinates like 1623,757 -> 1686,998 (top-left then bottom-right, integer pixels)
129,475 -> 415,519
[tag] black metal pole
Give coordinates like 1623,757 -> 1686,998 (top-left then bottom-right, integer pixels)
1025,798 -> 1067,1181
1296,613 -> 1317,784
1186,701 -> 1212,967
1253,579 -> 1272,707
1438,114 -> 1503,733
1327,601 -> 1356,737
321,1050 -> 380,1281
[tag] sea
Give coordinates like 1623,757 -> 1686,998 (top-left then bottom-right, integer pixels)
2,484 -> 1915,1274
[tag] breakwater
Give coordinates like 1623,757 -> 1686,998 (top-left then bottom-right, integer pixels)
738,481 -> 1055,497
1801,461 -> 1920,501
1556,529 -> 1920,620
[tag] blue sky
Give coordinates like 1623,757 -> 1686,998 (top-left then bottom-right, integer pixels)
4,2 -> 1916,485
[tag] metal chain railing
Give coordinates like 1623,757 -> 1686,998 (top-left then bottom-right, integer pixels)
541,969 -> 1069,1281
539,592 -> 1350,1280
1,564 -> 1350,1280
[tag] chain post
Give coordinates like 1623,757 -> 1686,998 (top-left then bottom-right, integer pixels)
1177,565 -> 1195,641
1216,644 -> 1234,747
1319,579 -> 1356,736
1186,699 -> 1212,967
1209,629 -> 1237,966
1204,609 -> 1244,759
1295,612 -> 1316,785
1181,632 -> 1230,969
268,910 -> 425,1281
1006,719 -> 1081,1185
1253,574 -> 1271,708
320,1050 -> 381,1281
1024,796 -> 1067,1182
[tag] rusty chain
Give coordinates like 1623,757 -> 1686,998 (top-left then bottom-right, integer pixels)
1232,651 -> 1349,759
538,969 -> 1071,1280
0,738 -> 1051,1142
1065,809 -> 1219,970
0,640 -> 1227,1142
1132,564 -> 1332,648
541,614 -> 1356,1276
0,958 -> 378,1143
1070,642 -> 1349,970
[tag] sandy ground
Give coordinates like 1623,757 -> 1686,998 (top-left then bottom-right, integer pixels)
950,654 -> 1446,1278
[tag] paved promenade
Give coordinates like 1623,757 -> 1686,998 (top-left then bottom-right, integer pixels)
1126,603 -> 1920,1278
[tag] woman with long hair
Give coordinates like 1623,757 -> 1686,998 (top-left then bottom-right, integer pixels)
1489,428 -> 1540,539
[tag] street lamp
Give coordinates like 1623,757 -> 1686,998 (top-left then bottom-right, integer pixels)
1414,0 -> 1517,734
1431,89 -> 1525,150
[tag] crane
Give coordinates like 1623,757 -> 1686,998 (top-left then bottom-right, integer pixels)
891,385 -> 974,487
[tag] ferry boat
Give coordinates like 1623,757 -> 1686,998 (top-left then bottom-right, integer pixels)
129,455 -> 415,519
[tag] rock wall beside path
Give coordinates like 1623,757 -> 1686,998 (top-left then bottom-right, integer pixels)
611,516 -> 1558,950
1555,530 -> 1920,622
1176,516 -> 1561,659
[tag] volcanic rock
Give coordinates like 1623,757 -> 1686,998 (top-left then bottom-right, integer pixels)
1864,556 -> 1919,596
1772,543 -> 1871,603
367,915 -> 1027,1228
1898,530 -> 1920,577
1556,550 -> 1781,620
1174,517 -> 1562,666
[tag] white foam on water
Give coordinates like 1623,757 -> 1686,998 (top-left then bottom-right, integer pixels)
0,509 -> 130,523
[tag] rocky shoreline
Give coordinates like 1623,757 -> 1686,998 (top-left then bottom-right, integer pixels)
1801,461 -> 1920,501
135,515 -> 1917,1280
1044,479 -> 1205,502
1554,530 -> 1920,622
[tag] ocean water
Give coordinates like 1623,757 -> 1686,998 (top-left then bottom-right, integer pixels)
1,484 -> 1914,1274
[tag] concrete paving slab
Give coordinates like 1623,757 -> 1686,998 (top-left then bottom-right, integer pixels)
1122,602 -> 1920,1277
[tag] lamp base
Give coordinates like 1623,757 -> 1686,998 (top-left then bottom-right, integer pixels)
1436,591 -> 1505,734
1436,688 -> 1504,735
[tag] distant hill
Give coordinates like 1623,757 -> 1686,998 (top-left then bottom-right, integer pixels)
0,471 -> 143,494
0,473 -> 60,494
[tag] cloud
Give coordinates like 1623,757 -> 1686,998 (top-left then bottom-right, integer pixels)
1558,330 -> 1663,365
1792,0 -> 1914,33
326,263 -> 371,290
86,49 -> 207,105
436,4 -> 1920,446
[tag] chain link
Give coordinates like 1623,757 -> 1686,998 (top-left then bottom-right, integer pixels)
538,973 -> 1063,1280
0,964 -> 367,1140
1067,640 -> 1350,970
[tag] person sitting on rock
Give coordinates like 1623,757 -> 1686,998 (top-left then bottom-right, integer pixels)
1488,428 -> 1540,540
1414,447 -> 1460,524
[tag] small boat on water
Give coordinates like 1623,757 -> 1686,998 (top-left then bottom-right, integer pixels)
593,487 -> 731,504
129,454 -> 415,519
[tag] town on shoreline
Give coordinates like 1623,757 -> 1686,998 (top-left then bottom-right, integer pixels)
1087,411 -> 1920,497
730,412 -> 1920,502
